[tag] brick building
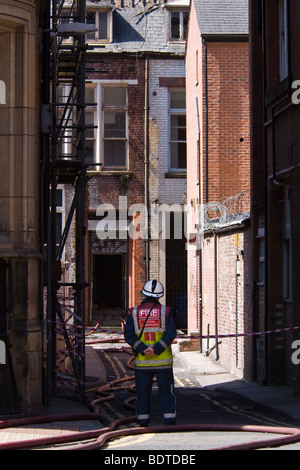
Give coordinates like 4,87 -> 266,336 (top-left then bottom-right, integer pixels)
250,0 -> 300,392
61,0 -> 188,326
186,0 -> 251,377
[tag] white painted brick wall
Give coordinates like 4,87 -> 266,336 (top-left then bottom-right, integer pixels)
148,58 -> 186,279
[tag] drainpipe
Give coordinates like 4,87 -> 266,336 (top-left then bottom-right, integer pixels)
199,239 -> 203,353
214,232 -> 219,360
144,56 -> 150,281
196,96 -> 203,352
203,37 -> 209,203
261,0 -> 269,385
203,37 -> 215,355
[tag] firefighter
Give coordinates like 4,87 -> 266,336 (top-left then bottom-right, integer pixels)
124,279 -> 177,427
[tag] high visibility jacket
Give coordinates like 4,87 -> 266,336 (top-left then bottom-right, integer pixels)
131,303 -> 173,368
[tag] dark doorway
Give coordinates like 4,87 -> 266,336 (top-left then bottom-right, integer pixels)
166,212 -> 187,330
0,260 -> 21,416
92,254 -> 126,328
93,254 -> 125,309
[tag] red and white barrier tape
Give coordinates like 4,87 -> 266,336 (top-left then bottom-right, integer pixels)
56,372 -> 84,389
183,325 -> 300,340
46,320 -> 300,340
81,324 -> 300,339
47,321 -> 300,390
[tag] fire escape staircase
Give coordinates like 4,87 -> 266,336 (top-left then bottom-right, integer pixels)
43,0 -> 97,403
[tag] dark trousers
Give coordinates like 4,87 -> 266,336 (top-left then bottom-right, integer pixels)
135,368 -> 176,426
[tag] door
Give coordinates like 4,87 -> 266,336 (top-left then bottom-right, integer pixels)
92,254 -> 126,326
166,212 -> 187,330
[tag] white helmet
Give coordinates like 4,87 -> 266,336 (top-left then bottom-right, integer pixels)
142,279 -> 164,298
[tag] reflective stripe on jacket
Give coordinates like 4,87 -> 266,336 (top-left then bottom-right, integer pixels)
132,303 -> 173,368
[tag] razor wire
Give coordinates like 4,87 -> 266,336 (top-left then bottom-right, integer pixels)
202,190 -> 250,230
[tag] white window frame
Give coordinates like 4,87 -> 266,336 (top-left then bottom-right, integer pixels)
85,81 -> 139,170
101,84 -> 128,170
168,9 -> 189,42
168,88 -> 186,172
86,9 -> 113,43
85,83 -> 98,167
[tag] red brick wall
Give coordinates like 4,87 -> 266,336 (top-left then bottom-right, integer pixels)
201,41 -> 250,204
200,229 -> 252,377
129,235 -> 146,308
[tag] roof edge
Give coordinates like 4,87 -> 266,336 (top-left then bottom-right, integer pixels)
201,33 -> 248,43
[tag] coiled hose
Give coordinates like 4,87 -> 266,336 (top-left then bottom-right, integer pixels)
1,340 -> 300,450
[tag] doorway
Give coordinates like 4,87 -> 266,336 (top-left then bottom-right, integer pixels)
92,254 -> 126,326
0,260 -> 21,416
165,212 -> 187,330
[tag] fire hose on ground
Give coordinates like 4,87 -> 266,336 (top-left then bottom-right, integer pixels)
1,340 -> 300,450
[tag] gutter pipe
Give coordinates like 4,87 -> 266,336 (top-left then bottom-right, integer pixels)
144,56 -> 150,281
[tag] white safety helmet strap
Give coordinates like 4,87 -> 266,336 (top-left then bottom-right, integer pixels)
142,279 -> 164,298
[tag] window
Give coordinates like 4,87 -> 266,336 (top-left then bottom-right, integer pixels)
169,10 -> 188,41
78,83 -> 129,170
256,228 -> 265,285
169,89 -> 186,171
283,186 -> 292,300
57,84 -> 97,162
56,85 -> 74,158
258,238 -> 265,285
86,10 -> 112,42
279,0 -> 289,81
86,85 -> 97,165
53,186 -> 65,255
102,86 -> 128,169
